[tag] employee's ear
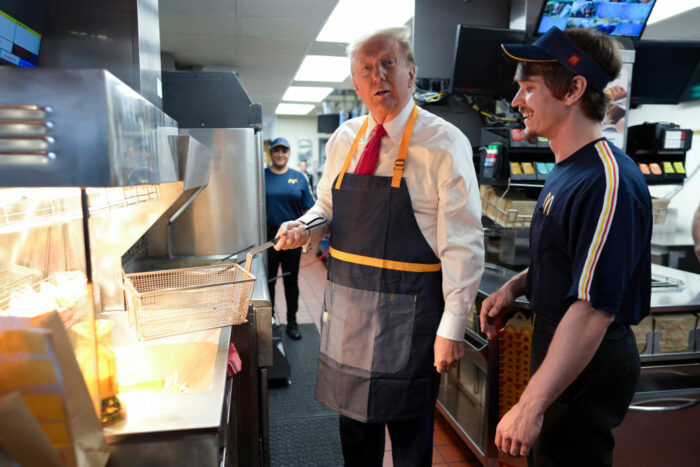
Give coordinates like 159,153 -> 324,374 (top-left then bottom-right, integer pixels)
564,76 -> 587,105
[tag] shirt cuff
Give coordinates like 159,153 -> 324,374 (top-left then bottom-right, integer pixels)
436,309 -> 467,342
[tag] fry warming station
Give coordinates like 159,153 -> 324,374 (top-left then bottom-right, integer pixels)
0,67 -> 272,467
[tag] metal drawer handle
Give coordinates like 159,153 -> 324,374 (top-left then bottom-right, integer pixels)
464,327 -> 488,352
629,397 -> 699,412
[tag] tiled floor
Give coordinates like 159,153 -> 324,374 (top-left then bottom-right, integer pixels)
271,250 -> 481,467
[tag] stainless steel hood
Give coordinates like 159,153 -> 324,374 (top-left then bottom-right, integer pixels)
0,68 -> 178,187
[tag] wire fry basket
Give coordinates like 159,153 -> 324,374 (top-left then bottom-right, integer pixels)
123,263 -> 256,341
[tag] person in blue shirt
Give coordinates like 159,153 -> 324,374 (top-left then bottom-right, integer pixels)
481,27 -> 652,466
265,137 -> 315,339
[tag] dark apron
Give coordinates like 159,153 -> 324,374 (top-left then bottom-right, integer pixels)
314,105 -> 444,422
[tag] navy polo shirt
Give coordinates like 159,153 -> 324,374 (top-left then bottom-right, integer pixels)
265,167 -> 315,229
525,138 -> 652,325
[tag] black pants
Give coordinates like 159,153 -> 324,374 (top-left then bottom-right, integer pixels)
338,373 -> 440,467
266,230 -> 302,323
528,318 -> 640,467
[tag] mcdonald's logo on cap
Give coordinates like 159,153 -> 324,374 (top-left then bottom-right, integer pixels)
568,54 -> 581,66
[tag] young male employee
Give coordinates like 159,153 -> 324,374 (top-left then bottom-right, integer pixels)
481,27 -> 652,466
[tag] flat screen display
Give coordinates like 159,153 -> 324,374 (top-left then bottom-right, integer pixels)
631,40 -> 700,105
450,25 -> 527,99
317,114 -> 340,134
536,1 -> 657,39
0,0 -> 47,68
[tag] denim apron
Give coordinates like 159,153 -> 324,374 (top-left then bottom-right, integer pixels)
314,105 -> 444,422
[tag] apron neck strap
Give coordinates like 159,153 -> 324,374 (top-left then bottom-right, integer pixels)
335,103 -> 418,190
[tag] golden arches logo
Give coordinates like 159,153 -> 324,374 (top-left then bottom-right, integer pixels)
288,178 -> 298,184
542,192 -> 555,216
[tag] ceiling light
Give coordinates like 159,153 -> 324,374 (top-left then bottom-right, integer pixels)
294,55 -> 350,82
647,0 -> 700,24
282,86 -> 334,102
275,103 -> 316,115
316,0 -> 414,43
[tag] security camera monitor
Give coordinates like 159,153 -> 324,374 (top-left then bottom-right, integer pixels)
0,0 -> 47,68
536,0 -> 657,39
450,25 -> 527,99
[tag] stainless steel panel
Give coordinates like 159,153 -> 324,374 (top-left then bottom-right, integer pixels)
170,128 -> 261,257
613,364 -> 700,466
102,311 -> 230,436
0,69 -> 178,187
135,0 -> 163,108
171,135 -> 212,191
41,0 -> 162,108
250,254 -> 272,368
650,264 -> 700,312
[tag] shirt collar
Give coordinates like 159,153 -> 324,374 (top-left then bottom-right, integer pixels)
368,99 -> 415,142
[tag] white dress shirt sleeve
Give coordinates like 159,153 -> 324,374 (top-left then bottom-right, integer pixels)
297,124 -> 351,244
433,138 -> 485,342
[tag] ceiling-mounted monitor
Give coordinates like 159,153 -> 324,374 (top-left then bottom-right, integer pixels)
317,114 -> 340,134
536,0 -> 657,39
0,0 -> 47,68
450,25 -> 527,99
630,40 -> 700,106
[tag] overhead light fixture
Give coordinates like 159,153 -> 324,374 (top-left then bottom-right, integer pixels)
647,0 -> 700,24
275,103 -> 316,115
282,86 -> 334,102
316,0 -> 414,43
294,55 -> 350,82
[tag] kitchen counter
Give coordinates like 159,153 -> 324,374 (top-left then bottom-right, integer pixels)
477,262 -> 700,314
106,253 -> 271,466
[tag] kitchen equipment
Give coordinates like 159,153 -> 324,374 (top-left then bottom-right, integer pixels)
123,263 -> 256,341
244,217 -> 327,272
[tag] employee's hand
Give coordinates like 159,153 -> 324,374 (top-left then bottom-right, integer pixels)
480,285 -> 516,341
274,221 -> 309,250
433,336 -> 464,374
494,400 -> 543,457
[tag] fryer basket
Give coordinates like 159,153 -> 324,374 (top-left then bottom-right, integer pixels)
123,263 -> 255,340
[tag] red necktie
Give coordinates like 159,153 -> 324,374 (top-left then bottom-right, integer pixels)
354,124 -> 386,175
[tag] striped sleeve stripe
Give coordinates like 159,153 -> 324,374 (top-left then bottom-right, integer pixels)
577,141 -> 619,301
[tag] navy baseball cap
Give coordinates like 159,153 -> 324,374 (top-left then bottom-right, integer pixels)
270,137 -> 290,149
501,26 -> 612,91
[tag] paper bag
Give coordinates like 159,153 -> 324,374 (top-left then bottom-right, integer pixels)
0,325 -> 75,465
29,312 -> 109,467
0,391 -> 64,467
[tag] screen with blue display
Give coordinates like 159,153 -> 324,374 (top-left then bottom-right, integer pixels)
536,1 -> 656,39
0,0 -> 47,68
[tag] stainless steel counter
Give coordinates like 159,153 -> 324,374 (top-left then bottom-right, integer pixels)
477,262 -> 700,314
478,263 -> 529,310
104,254 -> 268,439
650,263 -> 700,312
103,318 -> 229,438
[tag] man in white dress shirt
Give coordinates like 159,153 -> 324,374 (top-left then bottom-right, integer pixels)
274,27 -> 484,466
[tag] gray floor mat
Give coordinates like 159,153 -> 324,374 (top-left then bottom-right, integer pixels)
269,324 -> 342,466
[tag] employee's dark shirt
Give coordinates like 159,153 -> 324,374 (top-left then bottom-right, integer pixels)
526,138 -> 652,325
265,167 -> 315,229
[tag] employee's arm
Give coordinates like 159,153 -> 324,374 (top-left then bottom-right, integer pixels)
494,300 -> 614,457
